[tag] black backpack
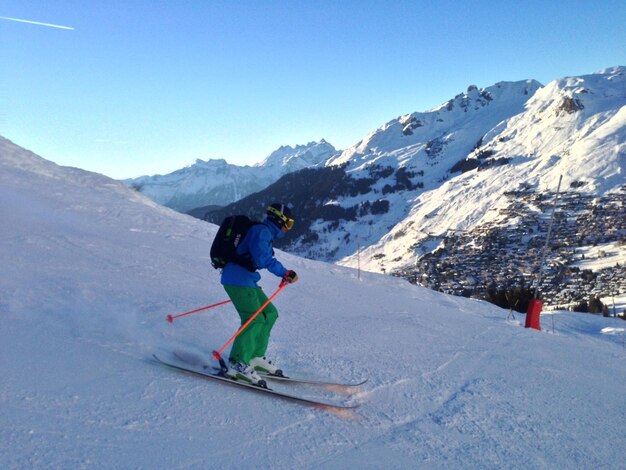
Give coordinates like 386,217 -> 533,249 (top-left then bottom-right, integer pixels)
210,215 -> 259,271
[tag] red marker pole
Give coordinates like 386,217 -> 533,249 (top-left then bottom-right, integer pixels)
213,281 -> 288,370
166,299 -> 232,323
526,175 -> 563,331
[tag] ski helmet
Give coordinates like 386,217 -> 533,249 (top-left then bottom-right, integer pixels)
267,203 -> 294,230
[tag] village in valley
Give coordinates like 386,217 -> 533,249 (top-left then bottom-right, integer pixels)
395,185 -> 626,317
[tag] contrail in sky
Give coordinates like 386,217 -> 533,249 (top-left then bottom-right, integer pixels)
0,16 -> 74,30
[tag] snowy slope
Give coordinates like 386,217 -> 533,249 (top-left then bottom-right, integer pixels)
1,137 -> 625,469
126,140 -> 337,212
339,67 -> 626,272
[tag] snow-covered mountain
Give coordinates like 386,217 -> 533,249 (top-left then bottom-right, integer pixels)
206,68 -> 623,278
347,66 -> 625,273
1,135 -> 625,468
126,140 -> 337,212
255,139 -> 337,172
327,79 -> 541,170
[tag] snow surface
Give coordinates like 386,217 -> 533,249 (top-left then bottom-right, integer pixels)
1,136 -> 625,469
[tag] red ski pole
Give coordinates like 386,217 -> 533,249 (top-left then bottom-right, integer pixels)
166,299 -> 232,323
212,281 -> 288,369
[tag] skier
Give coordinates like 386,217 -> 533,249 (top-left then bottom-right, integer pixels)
221,203 -> 298,385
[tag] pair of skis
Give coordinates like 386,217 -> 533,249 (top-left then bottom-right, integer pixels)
152,353 -> 365,410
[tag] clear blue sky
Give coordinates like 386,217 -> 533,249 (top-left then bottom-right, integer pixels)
1,0 -> 624,179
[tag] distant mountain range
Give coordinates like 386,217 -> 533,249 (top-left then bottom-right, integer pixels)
126,66 -> 625,280
125,140 -> 338,212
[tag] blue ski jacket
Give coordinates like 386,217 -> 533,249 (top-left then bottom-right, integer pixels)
220,219 -> 288,287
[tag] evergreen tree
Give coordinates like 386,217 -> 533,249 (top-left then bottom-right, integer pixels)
573,300 -> 589,313
588,296 -> 604,315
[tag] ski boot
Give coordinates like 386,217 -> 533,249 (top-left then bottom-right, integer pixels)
250,356 -> 284,377
227,360 -> 267,388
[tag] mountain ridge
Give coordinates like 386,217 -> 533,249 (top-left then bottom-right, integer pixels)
126,140 -> 338,212
327,79 -> 542,169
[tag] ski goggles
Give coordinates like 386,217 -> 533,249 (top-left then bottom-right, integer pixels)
267,206 -> 295,230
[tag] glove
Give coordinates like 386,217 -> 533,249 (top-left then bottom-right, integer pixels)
283,270 -> 298,284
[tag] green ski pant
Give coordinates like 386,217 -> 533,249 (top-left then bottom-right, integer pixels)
223,285 -> 279,365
